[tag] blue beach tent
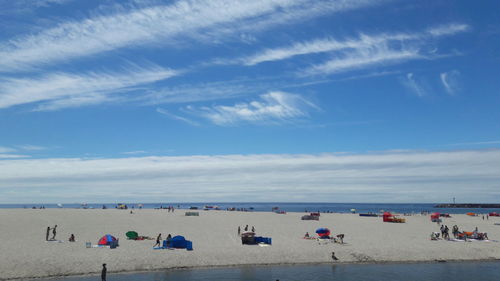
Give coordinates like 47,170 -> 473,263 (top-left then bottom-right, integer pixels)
163,235 -> 193,250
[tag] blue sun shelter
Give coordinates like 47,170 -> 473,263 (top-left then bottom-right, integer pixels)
163,235 -> 193,250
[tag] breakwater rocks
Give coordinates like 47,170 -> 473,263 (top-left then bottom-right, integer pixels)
435,204 -> 500,208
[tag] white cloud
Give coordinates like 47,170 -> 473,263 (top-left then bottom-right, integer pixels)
0,0 -> 73,15
0,0 -> 379,71
440,70 -> 460,95
0,64 -> 177,110
122,150 -> 148,155
448,140 -> 500,146
232,23 -> 468,66
301,43 -> 421,76
156,108 -> 200,126
144,79 -> 255,105
0,154 -> 30,159
0,149 -> 499,203
188,91 -> 318,125
427,23 -> 469,36
402,72 -> 426,97
0,146 -> 16,153
16,145 -> 46,151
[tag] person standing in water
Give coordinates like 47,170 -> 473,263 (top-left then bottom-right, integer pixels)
101,264 -> 107,281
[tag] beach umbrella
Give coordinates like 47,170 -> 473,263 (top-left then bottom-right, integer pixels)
126,231 -> 138,240
98,234 -> 117,245
315,228 -> 330,237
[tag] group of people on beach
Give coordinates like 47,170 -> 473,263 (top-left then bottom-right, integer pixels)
45,225 -> 57,241
158,206 -> 175,212
432,224 -> 489,241
45,225 -> 76,242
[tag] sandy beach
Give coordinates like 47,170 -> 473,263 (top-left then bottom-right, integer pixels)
0,209 -> 499,280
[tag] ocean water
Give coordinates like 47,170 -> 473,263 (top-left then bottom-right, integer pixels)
2,202 -> 499,214
34,262 -> 500,281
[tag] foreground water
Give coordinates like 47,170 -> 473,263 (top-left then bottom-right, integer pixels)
3,202 -> 500,214
35,262 -> 500,281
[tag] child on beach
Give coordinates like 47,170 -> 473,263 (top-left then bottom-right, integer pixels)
154,234 -> 162,247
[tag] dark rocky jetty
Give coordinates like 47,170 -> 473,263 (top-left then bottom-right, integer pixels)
435,203 -> 500,208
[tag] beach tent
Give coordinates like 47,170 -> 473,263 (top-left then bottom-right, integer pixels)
382,212 -> 405,223
126,231 -> 138,240
383,212 -> 393,222
430,213 -> 440,222
164,235 -> 193,250
170,236 -> 187,248
315,228 -> 331,238
98,234 -> 118,246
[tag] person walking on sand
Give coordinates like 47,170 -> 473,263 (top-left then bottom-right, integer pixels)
154,234 -> 162,247
244,225 -> 248,231
51,225 -> 57,240
331,251 -> 338,260
46,226 -> 50,241
238,226 -> 241,235
101,264 -> 107,281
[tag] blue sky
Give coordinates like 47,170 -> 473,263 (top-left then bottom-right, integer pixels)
0,0 -> 499,203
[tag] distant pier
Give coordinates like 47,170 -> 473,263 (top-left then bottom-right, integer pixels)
435,203 -> 500,208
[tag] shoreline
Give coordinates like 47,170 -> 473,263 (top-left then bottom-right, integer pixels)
17,259 -> 500,281
1,209 -> 499,280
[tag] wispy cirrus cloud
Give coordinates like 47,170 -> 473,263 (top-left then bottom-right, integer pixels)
448,140 -> 500,146
402,72 -> 427,97
121,150 -> 148,155
143,78 -> 267,105
186,91 -> 319,126
16,145 -> 46,151
156,108 -> 200,126
440,70 -> 461,95
0,0 -> 73,14
0,149 -> 499,203
0,64 -> 178,110
0,0 -> 380,71
227,23 -> 468,66
301,43 -> 421,76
